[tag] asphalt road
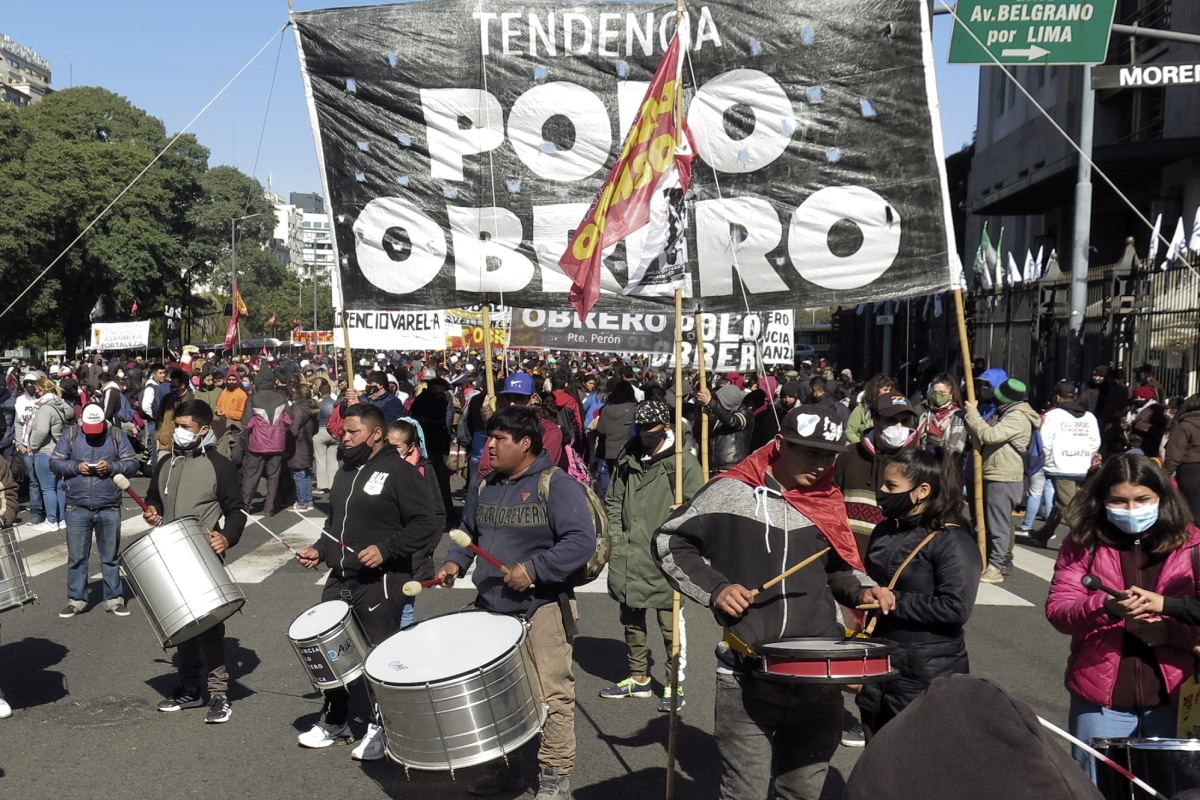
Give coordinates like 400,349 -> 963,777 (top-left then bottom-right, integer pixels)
0,477 -> 1071,800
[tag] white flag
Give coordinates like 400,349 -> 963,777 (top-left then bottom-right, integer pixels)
1034,246 -> 1044,279
1163,217 -> 1187,270
1147,213 -> 1163,265
1006,251 -> 1022,286
1022,249 -> 1037,284
1190,207 -> 1200,253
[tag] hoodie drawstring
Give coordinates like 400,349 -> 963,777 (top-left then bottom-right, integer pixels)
752,485 -> 774,554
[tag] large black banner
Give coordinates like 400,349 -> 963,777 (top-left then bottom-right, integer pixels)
293,0 -> 958,313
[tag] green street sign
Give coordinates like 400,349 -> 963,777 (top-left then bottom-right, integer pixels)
948,1 -> 1119,65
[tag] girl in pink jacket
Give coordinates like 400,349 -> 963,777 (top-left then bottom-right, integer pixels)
1045,453 -> 1200,781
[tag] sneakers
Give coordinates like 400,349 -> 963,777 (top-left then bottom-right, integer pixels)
298,720 -> 353,748
599,676 -> 653,700
467,760 -> 525,796
293,502 -> 314,512
351,722 -> 386,761
157,688 -> 205,712
106,600 -> 130,617
534,765 -> 572,800
205,694 -> 232,724
980,565 -> 1005,584
33,520 -> 58,533
59,601 -> 85,618
1028,529 -> 1055,549
841,712 -> 867,747
0,696 -> 11,718
658,685 -> 686,712
1000,554 -> 1013,577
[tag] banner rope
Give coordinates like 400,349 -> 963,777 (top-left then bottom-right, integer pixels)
245,28 -> 291,214
937,0 -> 1197,279
683,45 -> 779,429
0,23 -> 291,322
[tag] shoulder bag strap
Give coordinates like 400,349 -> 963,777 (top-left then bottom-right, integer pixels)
864,528 -> 939,636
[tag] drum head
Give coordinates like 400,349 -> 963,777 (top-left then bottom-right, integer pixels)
289,600 -> 351,640
365,611 -> 524,685
755,636 -> 898,659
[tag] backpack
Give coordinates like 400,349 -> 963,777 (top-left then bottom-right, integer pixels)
562,443 -> 593,487
66,422 -> 125,463
326,401 -> 345,439
475,465 -> 610,585
116,391 -> 136,424
1023,428 -> 1046,474
555,403 -> 579,447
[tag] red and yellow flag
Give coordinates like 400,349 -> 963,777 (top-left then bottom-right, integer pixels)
233,283 -> 249,318
559,28 -> 694,316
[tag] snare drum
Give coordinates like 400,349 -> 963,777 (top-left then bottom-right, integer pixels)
288,600 -> 370,690
0,525 -> 36,612
120,517 -> 245,648
1092,738 -> 1200,800
753,637 -> 898,683
364,611 -> 546,773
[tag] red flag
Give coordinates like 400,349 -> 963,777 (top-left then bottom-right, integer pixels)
223,316 -> 238,351
131,300 -> 139,317
233,283 -> 249,318
559,29 -> 695,316
266,313 -> 276,326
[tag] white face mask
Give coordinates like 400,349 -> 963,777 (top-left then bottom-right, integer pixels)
173,428 -> 198,449
880,426 -> 913,449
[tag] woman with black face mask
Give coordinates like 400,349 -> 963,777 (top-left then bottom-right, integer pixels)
855,447 -> 981,740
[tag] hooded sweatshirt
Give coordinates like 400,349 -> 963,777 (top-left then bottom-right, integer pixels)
1040,401 -> 1101,477
963,400 -> 1041,483
144,430 -> 245,545
28,395 -> 72,456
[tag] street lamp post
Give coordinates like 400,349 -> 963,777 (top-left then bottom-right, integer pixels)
231,213 -> 263,354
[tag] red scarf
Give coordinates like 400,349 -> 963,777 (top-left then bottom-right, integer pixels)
921,402 -> 959,441
722,443 -> 864,572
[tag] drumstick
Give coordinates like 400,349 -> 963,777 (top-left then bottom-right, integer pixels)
112,474 -> 149,512
1037,716 -> 1170,800
1081,573 -> 1128,600
447,529 -> 510,574
402,577 -> 445,596
284,508 -> 357,553
239,510 -> 295,552
751,547 -> 831,597
858,603 -> 881,610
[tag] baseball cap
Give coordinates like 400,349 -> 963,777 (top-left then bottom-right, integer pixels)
874,392 -> 915,418
500,373 -> 535,396
634,400 -> 671,427
21,373 -> 37,383
779,405 -> 848,452
80,404 -> 106,435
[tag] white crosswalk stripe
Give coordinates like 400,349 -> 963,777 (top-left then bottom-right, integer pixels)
227,521 -> 312,584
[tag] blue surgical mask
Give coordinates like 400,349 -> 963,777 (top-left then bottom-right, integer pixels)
1106,503 -> 1160,535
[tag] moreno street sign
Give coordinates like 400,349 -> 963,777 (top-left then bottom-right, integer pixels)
1092,63 -> 1200,90
948,0 -> 1119,65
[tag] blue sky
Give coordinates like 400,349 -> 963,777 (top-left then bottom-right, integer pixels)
2,1 -> 979,201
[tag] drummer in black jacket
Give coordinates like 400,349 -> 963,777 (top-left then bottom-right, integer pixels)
143,399 -> 245,725
856,447 -> 981,740
654,405 -> 894,800
295,403 -> 440,762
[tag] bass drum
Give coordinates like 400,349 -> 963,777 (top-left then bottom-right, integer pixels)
1093,738 -> 1200,800
0,525 -> 36,612
121,516 -> 245,648
365,611 -> 545,773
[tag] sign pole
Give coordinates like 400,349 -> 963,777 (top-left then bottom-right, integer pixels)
1066,65 -> 1095,382
666,287 -> 685,800
953,289 -> 987,565
695,312 -> 710,479
481,303 -> 496,397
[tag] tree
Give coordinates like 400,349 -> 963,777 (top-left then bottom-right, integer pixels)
0,87 -> 208,354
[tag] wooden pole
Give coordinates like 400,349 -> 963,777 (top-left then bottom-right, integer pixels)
481,303 -> 496,397
666,288 -> 685,800
953,289 -> 987,565
339,310 -> 354,399
695,312 -> 710,479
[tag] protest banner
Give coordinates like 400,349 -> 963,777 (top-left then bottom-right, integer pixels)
88,321 -> 151,351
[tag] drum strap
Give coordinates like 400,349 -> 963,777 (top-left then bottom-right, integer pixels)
863,529 -> 939,637
721,628 -> 756,659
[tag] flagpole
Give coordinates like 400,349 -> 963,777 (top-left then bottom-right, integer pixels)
952,289 -> 987,565
481,303 -> 496,397
667,288 -> 685,800
695,312 -> 710,478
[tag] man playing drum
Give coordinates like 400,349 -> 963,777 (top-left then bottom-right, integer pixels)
654,405 -> 896,800
143,399 -> 245,725
294,403 -> 440,761
436,406 -> 597,800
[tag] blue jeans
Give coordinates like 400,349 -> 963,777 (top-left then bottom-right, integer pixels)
401,599 -> 415,629
292,467 -> 313,506
1021,471 -> 1055,530
65,506 -> 123,602
145,422 -> 157,470
1068,694 -> 1175,781
32,453 -> 64,524
23,452 -> 43,523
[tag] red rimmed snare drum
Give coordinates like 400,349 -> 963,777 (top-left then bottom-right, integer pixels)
753,637 -> 898,683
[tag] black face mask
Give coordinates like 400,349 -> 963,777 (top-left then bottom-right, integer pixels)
875,489 -> 918,519
366,385 -> 381,395
638,430 -> 668,452
340,440 -> 374,469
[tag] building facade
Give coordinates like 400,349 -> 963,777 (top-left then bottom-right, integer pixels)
965,1 -> 1200,280
1,33 -> 52,108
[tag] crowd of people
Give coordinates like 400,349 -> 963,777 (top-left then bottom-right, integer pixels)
0,345 -> 1198,799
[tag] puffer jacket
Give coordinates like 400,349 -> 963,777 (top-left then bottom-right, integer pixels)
28,395 -> 72,456
1046,527 -> 1200,708
245,385 -> 292,454
703,387 -> 753,472
1163,412 -> 1200,476
605,439 -> 704,610
49,424 -> 140,509
963,401 -> 1040,482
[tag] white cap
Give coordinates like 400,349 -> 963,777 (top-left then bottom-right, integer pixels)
81,404 -> 106,435
49,364 -> 61,375
300,359 -> 310,368
22,373 -> 37,383
353,375 -> 367,391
